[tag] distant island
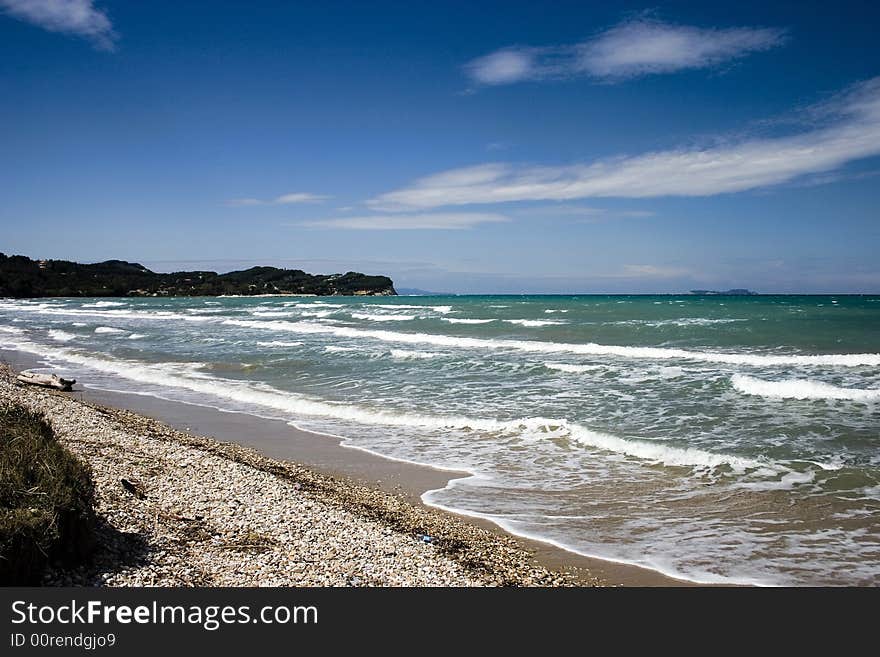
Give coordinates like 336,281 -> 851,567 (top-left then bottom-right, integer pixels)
689,289 -> 758,296
0,253 -> 396,298
395,287 -> 449,296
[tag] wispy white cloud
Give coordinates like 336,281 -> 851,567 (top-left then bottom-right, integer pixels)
511,204 -> 655,221
297,212 -> 510,230
370,78 -> 880,209
225,192 -> 329,207
274,192 -> 328,204
465,17 -> 786,85
468,49 -> 537,85
580,18 -> 786,80
0,0 -> 117,51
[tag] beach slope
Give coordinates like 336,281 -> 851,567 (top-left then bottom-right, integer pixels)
0,365 -> 575,587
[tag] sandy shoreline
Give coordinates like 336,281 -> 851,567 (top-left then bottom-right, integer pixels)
0,348 -> 690,586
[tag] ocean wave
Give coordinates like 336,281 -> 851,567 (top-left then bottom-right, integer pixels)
731,374 -> 880,401
389,349 -> 440,360
0,326 -> 24,334
371,304 -> 448,312
350,313 -> 415,322
2,306 -> 214,323
47,330 -> 77,342
300,310 -> 336,318
505,319 -> 567,327
82,301 -> 127,308
442,318 -> 495,325
614,317 -> 747,327
0,337 -> 775,474
128,334 -> 147,340
292,303 -> 345,309
544,309 -> 569,314
256,341 -> 304,348
543,362 -> 604,373
324,346 -> 358,353
566,424 -> 768,472
95,326 -> 127,334
250,310 -> 295,318
221,319 -> 880,367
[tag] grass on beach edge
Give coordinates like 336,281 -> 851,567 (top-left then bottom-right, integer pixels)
0,402 -> 97,585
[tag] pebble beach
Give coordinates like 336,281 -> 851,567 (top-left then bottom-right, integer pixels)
0,365 -> 580,587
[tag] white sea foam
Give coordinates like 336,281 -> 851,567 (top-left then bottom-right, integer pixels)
544,309 -> 569,314
566,424 -> 766,473
0,326 -> 24,334
732,469 -> 818,491
389,349 -> 440,360
221,319 -> 880,367
0,336 -> 773,474
257,341 -> 304,348
543,362 -> 604,373
293,303 -> 345,309
350,313 -> 415,322
442,318 -> 495,325
324,346 -> 358,353
614,317 -> 746,327
731,374 -> 880,401
48,330 -> 77,342
2,306 -> 213,323
251,310 -> 295,318
95,326 -> 126,334
300,310 -> 336,318
82,301 -> 127,308
505,319 -> 567,327
371,304 -> 435,310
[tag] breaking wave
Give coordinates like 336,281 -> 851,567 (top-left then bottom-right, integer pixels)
732,374 -> 880,401
221,319 -> 880,367
95,326 -> 126,334
389,349 -> 440,360
505,319 -> 567,327
442,318 -> 495,325
350,313 -> 416,322
543,362 -> 605,373
0,336 -> 775,474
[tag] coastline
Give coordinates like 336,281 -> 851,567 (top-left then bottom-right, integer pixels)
1,347 -> 691,586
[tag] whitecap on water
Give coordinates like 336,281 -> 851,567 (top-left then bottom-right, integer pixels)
731,374 -> 880,401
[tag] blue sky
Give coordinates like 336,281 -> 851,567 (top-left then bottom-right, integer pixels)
1,1 -> 879,293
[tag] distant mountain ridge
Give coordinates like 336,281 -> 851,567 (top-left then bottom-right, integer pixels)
0,253 -> 396,298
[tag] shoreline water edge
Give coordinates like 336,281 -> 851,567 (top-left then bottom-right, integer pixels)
0,351 -> 688,587
2,294 -> 878,586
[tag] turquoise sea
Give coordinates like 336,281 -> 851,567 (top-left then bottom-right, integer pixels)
1,294 -> 878,585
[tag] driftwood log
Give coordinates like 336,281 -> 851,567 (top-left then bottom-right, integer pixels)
16,371 -> 76,391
